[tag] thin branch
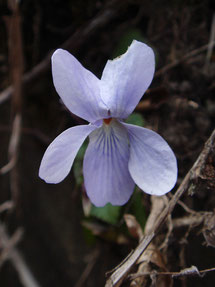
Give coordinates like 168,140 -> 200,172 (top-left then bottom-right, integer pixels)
0,225 -> 23,268
105,234 -> 154,287
0,86 -> 13,105
129,265 -> 215,280
74,249 -> 100,287
2,0 -> 24,206
0,223 -> 41,287
204,13 -> 215,72
129,196 -> 167,287
175,198 -> 197,215
0,114 -> 22,175
0,201 -> 14,213
172,214 -> 206,229
0,156 -> 16,175
155,40 -> 215,77
0,125 -> 51,145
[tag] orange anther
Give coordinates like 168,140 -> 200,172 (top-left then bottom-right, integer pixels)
103,118 -> 112,125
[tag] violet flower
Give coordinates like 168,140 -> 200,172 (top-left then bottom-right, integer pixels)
39,40 -> 177,207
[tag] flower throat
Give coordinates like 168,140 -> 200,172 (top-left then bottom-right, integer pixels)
103,118 -> 112,125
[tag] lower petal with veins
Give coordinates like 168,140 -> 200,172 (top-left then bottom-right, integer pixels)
83,119 -> 135,207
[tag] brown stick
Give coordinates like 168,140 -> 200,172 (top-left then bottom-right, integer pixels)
1,0 -> 24,205
105,128 -> 215,287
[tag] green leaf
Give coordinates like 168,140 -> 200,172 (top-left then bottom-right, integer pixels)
113,28 -> 146,58
125,112 -> 145,127
112,27 -> 158,64
75,140 -> 88,160
90,203 -> 122,225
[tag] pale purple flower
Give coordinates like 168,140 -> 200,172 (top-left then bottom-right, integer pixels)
39,40 -> 177,207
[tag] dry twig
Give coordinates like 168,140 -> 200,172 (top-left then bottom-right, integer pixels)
0,201 -> 14,213
172,214 -> 207,229
155,40 -> 215,77
0,225 -> 23,268
204,13 -> 215,72
130,196 -> 168,286
0,223 -> 41,287
74,248 -> 100,287
129,265 -> 215,280
0,0 -> 24,204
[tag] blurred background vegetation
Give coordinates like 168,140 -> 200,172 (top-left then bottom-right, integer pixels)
0,0 -> 215,286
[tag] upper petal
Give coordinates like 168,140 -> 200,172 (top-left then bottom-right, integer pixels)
39,124 -> 97,183
52,49 -> 108,123
124,123 -> 177,196
100,40 -> 155,119
83,120 -> 135,207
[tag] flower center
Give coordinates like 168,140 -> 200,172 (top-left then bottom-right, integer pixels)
103,118 -> 112,125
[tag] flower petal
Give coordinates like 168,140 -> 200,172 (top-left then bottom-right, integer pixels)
124,123 -> 177,196
52,49 -> 108,123
83,120 -> 135,207
39,124 -> 97,183
100,40 -> 155,119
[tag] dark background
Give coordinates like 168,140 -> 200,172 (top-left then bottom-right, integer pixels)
0,0 -> 215,286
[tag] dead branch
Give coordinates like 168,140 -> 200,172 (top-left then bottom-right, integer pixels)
0,201 -> 14,213
129,265 -> 215,280
124,214 -> 143,241
130,196 -> 168,286
172,214 -> 206,229
105,128 -> 215,287
0,0 -> 24,205
172,196 -> 197,215
155,40 -> 215,77
0,225 -> 23,268
0,223 -> 41,287
0,114 -> 22,175
74,248 -> 100,287
0,86 -> 13,105
204,13 -> 215,72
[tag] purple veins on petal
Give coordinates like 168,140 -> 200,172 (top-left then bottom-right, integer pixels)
83,120 -> 135,207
